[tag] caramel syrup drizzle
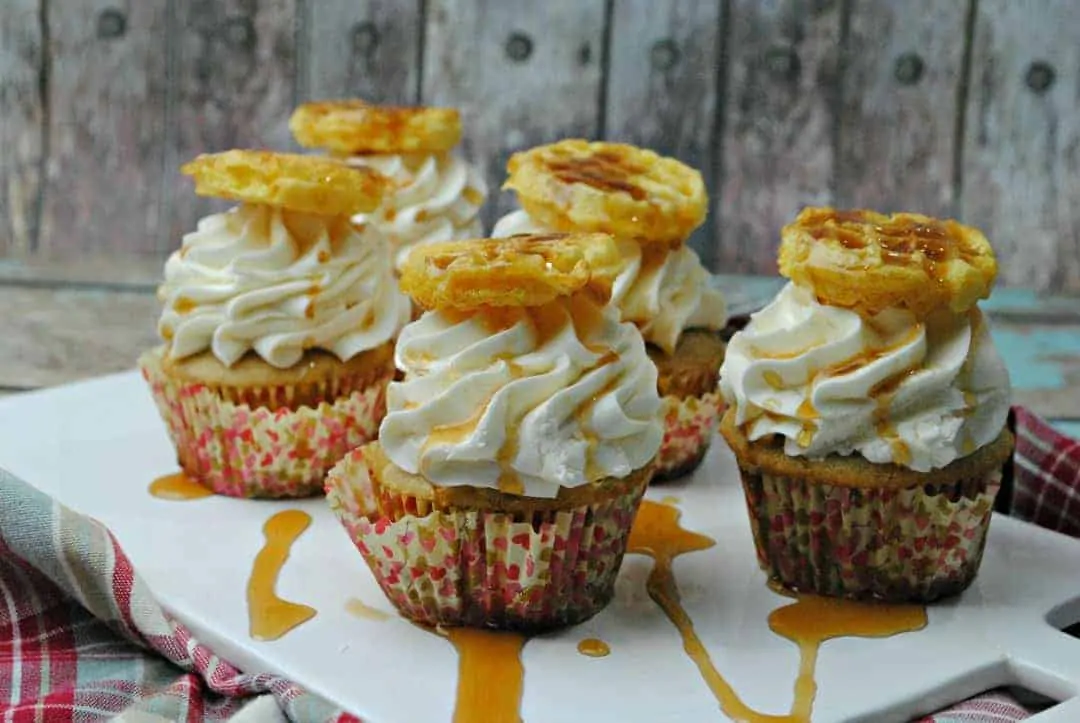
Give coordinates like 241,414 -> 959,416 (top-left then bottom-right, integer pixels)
629,499 -> 927,722
443,627 -> 527,723
247,510 -> 317,641
345,596 -> 391,622
577,638 -> 611,658
148,471 -> 212,501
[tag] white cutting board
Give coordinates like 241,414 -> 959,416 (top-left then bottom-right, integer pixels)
2,372 -> 1080,723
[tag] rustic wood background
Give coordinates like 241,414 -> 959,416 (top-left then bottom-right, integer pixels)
1,0 -> 1079,293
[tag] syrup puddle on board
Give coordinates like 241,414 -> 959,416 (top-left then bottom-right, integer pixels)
441,627 -> 527,723
148,471 -> 212,500
577,637 -> 611,658
247,509 -> 317,641
628,499 -> 928,722
345,596 -> 392,622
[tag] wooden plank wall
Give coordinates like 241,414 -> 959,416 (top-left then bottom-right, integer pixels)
0,0 -> 1078,293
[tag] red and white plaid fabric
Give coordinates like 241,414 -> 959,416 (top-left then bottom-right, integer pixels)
2,406 -> 1077,722
1005,407 -> 1080,538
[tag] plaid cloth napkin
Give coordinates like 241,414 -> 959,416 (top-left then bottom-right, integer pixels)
2,407 -> 1077,722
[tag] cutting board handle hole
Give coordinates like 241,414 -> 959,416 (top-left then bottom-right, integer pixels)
855,659 -> 1068,721
1046,596 -> 1080,640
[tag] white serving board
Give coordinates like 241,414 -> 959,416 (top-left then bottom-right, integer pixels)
2,372 -> 1080,723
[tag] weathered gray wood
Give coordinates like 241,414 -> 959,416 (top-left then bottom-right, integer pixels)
717,0 -> 842,275
837,0 -> 965,217
421,0 -> 607,228
0,0 -> 43,254
962,0 -> 1080,294
0,253 -> 160,289
606,0 -> 723,266
167,0 -> 300,247
39,1 -> 169,256
0,285 -> 158,388
306,0 -> 423,104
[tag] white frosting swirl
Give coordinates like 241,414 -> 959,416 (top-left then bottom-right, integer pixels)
493,209 -> 725,353
379,296 -> 662,497
719,282 -> 1011,472
158,204 -> 410,369
347,152 -> 487,271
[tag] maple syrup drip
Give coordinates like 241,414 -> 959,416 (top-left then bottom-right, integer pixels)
423,399 -> 490,453
445,627 -> 527,723
767,595 -> 928,719
547,152 -> 646,200
750,344 -> 815,361
577,638 -> 611,658
763,370 -> 785,390
148,472 -> 212,501
173,296 -> 196,314
462,186 -> 484,206
818,324 -> 922,380
796,397 -> 818,421
247,510 -> 317,641
345,596 -> 391,622
629,500 -> 929,722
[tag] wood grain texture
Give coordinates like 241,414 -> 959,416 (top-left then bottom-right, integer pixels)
717,0 -> 843,275
305,0 -> 422,104
837,0 -> 965,216
421,0 -> 607,228
0,285 -> 157,388
38,1 -> 169,256
167,0 -> 299,248
606,0 -> 722,265
0,0 -> 44,254
0,253 -> 159,289
962,0 -> 1080,293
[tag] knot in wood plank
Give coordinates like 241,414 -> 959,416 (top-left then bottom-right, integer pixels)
763,45 -> 800,82
504,32 -> 533,63
351,21 -> 380,57
1025,61 -> 1055,93
893,52 -> 924,86
649,39 -> 681,71
96,8 -> 126,40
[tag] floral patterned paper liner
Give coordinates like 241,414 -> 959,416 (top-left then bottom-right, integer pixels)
140,351 -> 389,498
325,447 -> 649,631
655,392 -> 725,481
739,468 -> 1001,602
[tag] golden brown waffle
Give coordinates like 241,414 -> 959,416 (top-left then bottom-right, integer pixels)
290,99 -> 461,154
504,140 -> 707,246
779,207 -> 998,317
399,233 -> 619,311
181,150 -> 386,216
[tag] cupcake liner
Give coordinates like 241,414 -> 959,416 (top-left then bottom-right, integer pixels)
654,392 -> 725,482
739,468 -> 1001,602
139,351 -> 389,498
325,447 -> 650,631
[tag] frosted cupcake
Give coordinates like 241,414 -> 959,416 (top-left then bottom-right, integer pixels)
325,233 -> 662,630
493,140 -> 726,480
289,99 -> 487,271
139,150 -> 410,498
720,207 -> 1013,602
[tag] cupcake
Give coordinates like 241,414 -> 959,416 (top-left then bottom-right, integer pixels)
325,233 -> 662,630
139,150 -> 410,498
493,139 -> 726,480
289,99 -> 487,271
719,207 -> 1013,602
